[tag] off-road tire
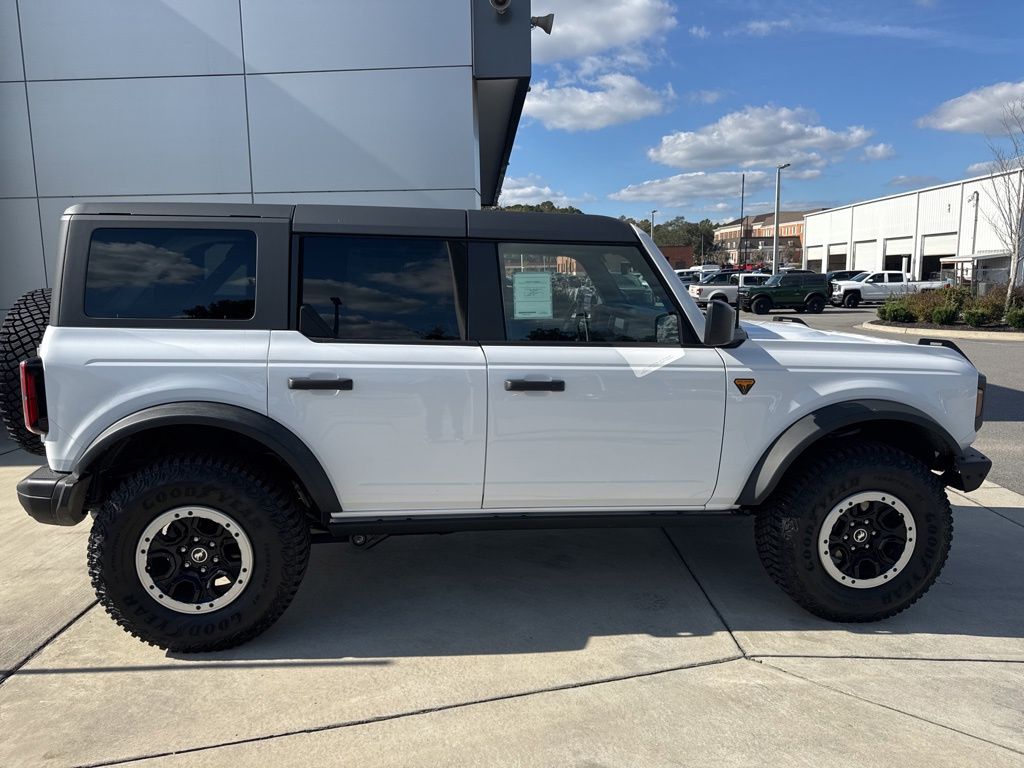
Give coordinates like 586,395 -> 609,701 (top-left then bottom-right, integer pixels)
751,296 -> 772,315
0,288 -> 51,454
88,454 -> 311,652
805,295 -> 826,314
843,292 -> 861,308
754,441 -> 952,622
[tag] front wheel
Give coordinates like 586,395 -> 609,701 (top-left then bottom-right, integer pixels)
843,292 -> 861,308
754,442 -> 952,622
88,454 -> 311,651
751,296 -> 772,315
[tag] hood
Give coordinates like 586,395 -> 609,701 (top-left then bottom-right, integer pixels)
741,319 -> 900,345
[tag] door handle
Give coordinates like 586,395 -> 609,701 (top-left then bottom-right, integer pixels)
504,379 -> 565,392
288,377 -> 353,391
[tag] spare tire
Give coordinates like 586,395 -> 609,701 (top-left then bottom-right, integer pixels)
1,288 -> 51,455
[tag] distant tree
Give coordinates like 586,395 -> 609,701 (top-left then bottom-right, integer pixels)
500,201 -> 584,215
985,98 -> 1024,314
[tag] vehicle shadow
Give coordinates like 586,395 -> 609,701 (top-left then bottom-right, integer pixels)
181,507 -> 1024,663
984,382 -> 1024,423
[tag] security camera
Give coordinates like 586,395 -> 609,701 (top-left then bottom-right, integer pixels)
490,0 -> 511,14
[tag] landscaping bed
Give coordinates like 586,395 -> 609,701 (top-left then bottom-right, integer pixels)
875,284 -> 1024,330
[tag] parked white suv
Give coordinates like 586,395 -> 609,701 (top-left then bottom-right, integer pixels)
4,203 -> 990,651
831,271 -> 951,307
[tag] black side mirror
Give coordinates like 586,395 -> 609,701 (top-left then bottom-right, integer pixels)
703,300 -> 740,347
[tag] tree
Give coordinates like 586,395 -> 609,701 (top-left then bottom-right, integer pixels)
499,201 -> 584,215
985,99 -> 1024,314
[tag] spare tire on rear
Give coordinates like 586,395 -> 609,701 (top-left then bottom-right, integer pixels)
1,288 -> 51,455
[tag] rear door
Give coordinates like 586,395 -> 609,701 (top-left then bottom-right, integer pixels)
480,241 -> 726,510
268,234 -> 487,513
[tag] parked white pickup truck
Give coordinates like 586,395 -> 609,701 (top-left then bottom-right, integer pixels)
830,271 -> 951,308
688,271 -> 770,306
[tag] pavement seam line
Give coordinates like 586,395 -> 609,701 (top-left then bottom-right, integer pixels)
0,599 -> 99,687
947,487 -> 1024,530
753,657 -> 1024,757
72,655 -> 747,768
659,527 -> 749,657
750,654 -> 1024,664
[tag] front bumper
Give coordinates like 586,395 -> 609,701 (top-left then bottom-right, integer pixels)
943,447 -> 992,493
17,467 -> 90,526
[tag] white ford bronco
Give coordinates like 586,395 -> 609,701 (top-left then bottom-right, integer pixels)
4,203 -> 990,652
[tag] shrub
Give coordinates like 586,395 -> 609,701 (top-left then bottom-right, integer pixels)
878,298 -> 916,323
1007,307 -> 1024,329
963,307 -> 991,327
971,290 -> 1007,323
903,289 -> 945,320
930,304 -> 959,325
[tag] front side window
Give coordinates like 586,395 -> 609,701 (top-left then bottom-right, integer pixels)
499,243 -> 678,344
85,228 -> 256,319
299,236 -> 463,341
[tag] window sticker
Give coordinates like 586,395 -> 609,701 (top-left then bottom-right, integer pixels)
512,271 -> 554,319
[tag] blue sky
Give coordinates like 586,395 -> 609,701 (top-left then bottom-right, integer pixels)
502,0 -> 1024,222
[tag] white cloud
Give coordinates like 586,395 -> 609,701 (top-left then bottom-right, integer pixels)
862,142 -> 895,161
531,0 -> 678,63
918,81 -> 1024,134
499,175 -> 577,207
610,171 -> 770,206
740,19 -> 792,36
647,105 -> 872,171
524,74 -> 673,131
687,89 -> 724,104
689,25 -> 710,39
888,174 -> 943,189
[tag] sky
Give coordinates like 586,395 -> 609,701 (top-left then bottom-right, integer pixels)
501,0 -> 1024,223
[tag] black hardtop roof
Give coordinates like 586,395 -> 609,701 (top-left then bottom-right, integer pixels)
62,202 -> 638,244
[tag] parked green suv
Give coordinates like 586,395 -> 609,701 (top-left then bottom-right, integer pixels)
738,272 -> 830,314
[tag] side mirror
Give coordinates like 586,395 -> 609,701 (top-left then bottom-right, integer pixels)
703,300 -> 740,347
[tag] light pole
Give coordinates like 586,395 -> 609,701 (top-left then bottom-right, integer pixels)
650,209 -> 657,240
772,163 -> 790,274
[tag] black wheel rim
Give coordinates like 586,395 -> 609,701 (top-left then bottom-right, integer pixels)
819,492 -> 916,588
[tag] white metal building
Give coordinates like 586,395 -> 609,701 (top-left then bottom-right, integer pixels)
803,170 -> 1023,283
0,0 -> 531,315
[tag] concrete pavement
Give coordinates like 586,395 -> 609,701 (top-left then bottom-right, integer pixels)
1,442 -> 1022,767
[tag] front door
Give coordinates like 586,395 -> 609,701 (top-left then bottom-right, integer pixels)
482,242 -> 727,510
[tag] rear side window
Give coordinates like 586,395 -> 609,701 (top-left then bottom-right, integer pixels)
85,228 -> 256,319
299,236 -> 464,341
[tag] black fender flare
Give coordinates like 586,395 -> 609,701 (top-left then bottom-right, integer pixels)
74,402 -> 341,517
802,291 -> 826,304
737,399 -> 960,506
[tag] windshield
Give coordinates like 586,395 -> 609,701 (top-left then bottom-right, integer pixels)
764,274 -> 783,287
850,272 -> 868,282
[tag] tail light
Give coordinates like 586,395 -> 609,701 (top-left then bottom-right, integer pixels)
20,357 -> 48,435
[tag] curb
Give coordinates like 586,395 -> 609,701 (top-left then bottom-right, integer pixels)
857,321 -> 1024,342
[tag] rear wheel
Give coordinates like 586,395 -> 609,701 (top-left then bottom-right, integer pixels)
751,296 -> 772,315
843,292 -> 861,308
88,454 -> 311,651
754,442 -> 952,621
805,295 -> 826,314
0,288 -> 51,454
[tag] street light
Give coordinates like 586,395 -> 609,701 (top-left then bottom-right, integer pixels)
772,163 -> 790,275
650,209 -> 657,239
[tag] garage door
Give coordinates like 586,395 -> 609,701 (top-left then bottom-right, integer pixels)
827,244 -> 847,271
807,259 -> 822,273
853,241 -> 877,272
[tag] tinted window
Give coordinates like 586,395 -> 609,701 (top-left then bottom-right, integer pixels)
889,273 -> 905,282
299,236 -> 462,341
85,228 -> 256,319
499,243 -> 678,344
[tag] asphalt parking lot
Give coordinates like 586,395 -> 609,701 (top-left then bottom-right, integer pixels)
1,313 -> 1022,767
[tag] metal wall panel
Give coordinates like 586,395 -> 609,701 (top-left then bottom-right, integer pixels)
29,76 -> 252,197
921,233 -> 957,256
0,0 -> 23,82
918,186 -> 960,235
884,237 -> 913,256
246,67 -> 477,194
254,190 -> 480,209
241,0 -> 472,73
19,0 -> 243,80
0,198 -> 46,309
0,83 -> 36,197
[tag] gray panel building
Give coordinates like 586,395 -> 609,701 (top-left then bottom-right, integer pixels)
0,0 -> 530,314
